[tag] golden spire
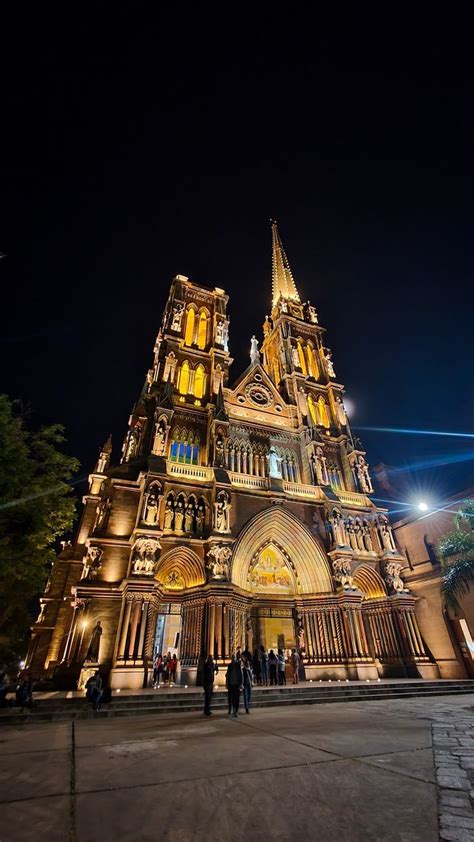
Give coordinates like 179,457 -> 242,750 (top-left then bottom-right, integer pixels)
271,220 -> 300,308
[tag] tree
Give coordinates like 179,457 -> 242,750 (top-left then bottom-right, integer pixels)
0,395 -> 79,664
439,500 -> 474,611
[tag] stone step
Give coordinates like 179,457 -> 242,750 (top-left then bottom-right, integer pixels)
2,681 -> 473,724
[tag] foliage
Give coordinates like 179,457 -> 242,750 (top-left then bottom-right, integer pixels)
439,500 -> 474,611
0,395 -> 79,664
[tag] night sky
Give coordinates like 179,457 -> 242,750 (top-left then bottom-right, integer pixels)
1,6 -> 473,514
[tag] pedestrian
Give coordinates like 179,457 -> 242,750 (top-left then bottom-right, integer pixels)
225,655 -> 243,717
153,652 -> 163,688
15,671 -> 33,709
202,655 -> 218,716
269,649 -> 278,686
252,648 -> 262,686
85,670 -> 103,710
242,659 -> 253,713
0,672 -> 9,707
162,654 -> 170,686
290,648 -> 300,684
277,649 -> 286,685
260,645 -> 269,686
235,646 -> 242,663
169,654 -> 178,685
242,645 -> 252,663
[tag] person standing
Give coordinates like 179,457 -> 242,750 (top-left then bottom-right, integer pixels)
226,655 -> 243,717
202,655 -> 218,716
242,659 -> 253,714
290,648 -> 300,684
169,654 -> 178,685
260,645 -> 269,686
252,649 -> 262,686
268,650 -> 278,686
277,649 -> 286,685
162,654 -> 170,686
153,653 -> 162,688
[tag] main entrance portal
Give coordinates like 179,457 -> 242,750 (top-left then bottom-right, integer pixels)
259,614 -> 296,652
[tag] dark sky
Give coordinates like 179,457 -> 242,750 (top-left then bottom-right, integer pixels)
1,5 -> 473,513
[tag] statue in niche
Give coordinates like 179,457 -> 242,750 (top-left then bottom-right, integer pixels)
267,447 -> 282,479
85,620 -> 102,663
175,498 -> 186,532
356,456 -> 373,493
143,488 -> 159,525
297,388 -> 308,417
311,511 -> 321,537
336,397 -> 347,426
324,349 -> 336,378
378,515 -> 396,552
206,544 -> 232,579
82,546 -> 103,581
196,503 -> 205,537
346,516 -> 358,551
214,433 -> 224,467
152,418 -> 167,456
185,501 -> 195,533
216,320 -> 225,345
330,509 -> 349,547
385,561 -> 408,594
263,315 -> 272,337
171,302 -> 184,331
36,602 -> 46,624
354,517 -> 365,551
292,347 -> 300,369
214,491 -> 231,533
362,518 -> 374,552
164,498 -> 175,531
94,496 -> 112,534
131,537 -> 160,575
315,446 -> 329,485
250,335 -> 260,365
332,559 -> 355,590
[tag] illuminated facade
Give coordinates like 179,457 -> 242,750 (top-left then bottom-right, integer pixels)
29,224 -> 443,687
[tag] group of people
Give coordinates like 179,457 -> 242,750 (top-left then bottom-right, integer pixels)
201,645 -> 302,718
152,652 -> 178,687
0,670 -> 34,710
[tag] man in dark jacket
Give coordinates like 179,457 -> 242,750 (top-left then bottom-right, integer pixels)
202,655 -> 218,716
226,656 -> 243,717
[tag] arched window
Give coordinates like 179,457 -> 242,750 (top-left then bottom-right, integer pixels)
178,361 -> 190,395
307,394 -> 318,426
318,396 -> 330,428
197,312 -> 208,350
306,343 -> 319,379
194,364 -> 206,399
297,341 -> 308,375
184,309 -> 195,346
170,428 -> 200,465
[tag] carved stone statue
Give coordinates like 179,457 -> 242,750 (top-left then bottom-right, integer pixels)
196,503 -> 205,537
332,559 -> 355,590
385,561 -> 408,594
362,518 -> 374,552
152,418 -> 167,456
356,456 -> 373,493
297,388 -> 308,417
214,434 -> 224,467
175,499 -> 185,532
315,446 -> 329,485
330,509 -> 349,547
306,303 -> 318,324
267,447 -> 282,479
206,544 -> 232,579
346,516 -> 358,551
94,496 -> 112,534
250,335 -> 260,365
292,347 -> 300,369
336,397 -> 347,426
82,546 -> 103,581
122,427 -> 140,462
171,302 -> 184,331
216,320 -> 226,345
378,515 -> 396,552
143,487 -> 160,525
131,537 -> 161,575
324,349 -> 336,378
185,502 -> 195,533
280,299 -> 288,313
296,611 -> 306,652
354,517 -> 365,551
164,498 -> 174,530
214,491 -> 231,533
263,315 -> 272,337
85,620 -> 102,662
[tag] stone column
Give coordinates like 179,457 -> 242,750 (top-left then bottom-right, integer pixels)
128,600 -> 141,659
117,599 -> 132,659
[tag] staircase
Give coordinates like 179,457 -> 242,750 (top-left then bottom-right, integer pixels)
1,679 -> 473,724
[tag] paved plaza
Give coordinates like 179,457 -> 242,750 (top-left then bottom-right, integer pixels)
1,694 -> 474,841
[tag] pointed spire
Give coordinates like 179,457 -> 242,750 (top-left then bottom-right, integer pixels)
214,382 -> 228,421
271,220 -> 300,308
102,434 -> 113,455
160,372 -> 174,409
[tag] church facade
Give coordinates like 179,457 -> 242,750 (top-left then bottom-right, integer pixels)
28,224 -> 443,688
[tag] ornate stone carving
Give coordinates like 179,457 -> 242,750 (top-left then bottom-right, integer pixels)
171,302 -> 184,331
377,514 -> 396,552
85,620 -> 102,663
82,546 -> 103,581
267,447 -> 282,478
131,537 -> 161,576
332,558 -> 355,590
206,544 -> 232,579
214,490 -> 231,534
355,455 -> 373,493
250,335 -> 260,365
328,509 -> 349,547
93,496 -> 112,534
142,482 -> 162,525
324,348 -> 336,378
152,417 -> 167,456
384,561 -> 409,594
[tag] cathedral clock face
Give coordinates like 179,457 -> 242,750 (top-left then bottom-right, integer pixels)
245,383 -> 273,407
